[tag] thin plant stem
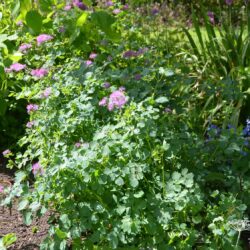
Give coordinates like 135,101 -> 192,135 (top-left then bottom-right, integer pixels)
235,230 -> 241,250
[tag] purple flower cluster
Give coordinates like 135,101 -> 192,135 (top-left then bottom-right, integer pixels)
207,11 -> 215,25
122,4 -> 129,10
106,1 -> 113,7
225,0 -> 233,5
99,89 -> 127,111
31,68 -> 49,78
123,48 -> 148,58
103,82 -> 111,88
0,185 -> 4,193
19,43 -> 32,53
32,162 -> 44,175
243,119 -> 250,137
27,104 -> 39,114
16,21 -> 23,26
36,34 -> 53,46
134,74 -> 141,80
72,0 -> 87,10
151,8 -> 159,15
5,63 -> 26,73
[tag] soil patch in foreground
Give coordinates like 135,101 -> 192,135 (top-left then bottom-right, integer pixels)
0,170 -> 50,250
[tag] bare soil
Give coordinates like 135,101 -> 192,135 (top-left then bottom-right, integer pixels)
0,159 -> 49,250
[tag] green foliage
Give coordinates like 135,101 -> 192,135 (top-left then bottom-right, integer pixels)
0,233 -> 17,250
183,3 -> 250,126
1,1 -> 250,249
26,10 -> 43,34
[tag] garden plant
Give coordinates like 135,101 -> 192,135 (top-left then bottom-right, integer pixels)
0,0 -> 250,249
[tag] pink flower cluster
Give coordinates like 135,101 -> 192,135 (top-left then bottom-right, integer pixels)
0,185 -> 4,193
2,149 -> 11,157
5,63 -> 26,73
64,4 -> 72,10
36,34 -> 53,46
99,89 -> 127,111
19,43 -> 32,53
85,60 -> 93,66
27,104 -> 39,114
113,9 -> 121,15
16,21 -> 23,26
89,53 -> 97,59
40,87 -> 52,98
26,121 -> 35,128
106,1 -> 113,7
75,142 -> 82,148
31,68 -> 48,78
85,52 -> 98,66
32,162 -> 44,175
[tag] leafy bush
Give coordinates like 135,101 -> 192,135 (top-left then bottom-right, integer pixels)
1,0 -> 250,249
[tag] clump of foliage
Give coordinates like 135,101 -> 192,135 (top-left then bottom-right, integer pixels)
1,0 -> 250,249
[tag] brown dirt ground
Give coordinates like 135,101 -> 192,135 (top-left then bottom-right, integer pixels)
0,158 -> 50,250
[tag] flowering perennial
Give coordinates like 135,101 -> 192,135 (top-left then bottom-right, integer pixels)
99,97 -> 108,106
113,9 -> 121,15
36,34 -> 53,46
26,121 -> 35,128
41,87 -> 52,98
89,53 -> 97,59
225,0 -> 233,5
108,90 -> 127,111
5,63 -> 26,73
85,60 -> 93,66
103,82 -> 111,88
243,119 -> 250,137
31,68 -> 49,78
64,4 -> 72,10
32,162 -> 44,175
27,104 -> 39,114
2,149 -> 11,156
72,0 -> 87,10
18,43 -> 32,53
208,11 -> 215,24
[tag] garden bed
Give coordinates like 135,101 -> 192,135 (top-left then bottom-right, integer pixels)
0,171 -> 49,250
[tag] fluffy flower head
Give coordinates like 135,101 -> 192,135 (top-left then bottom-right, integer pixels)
32,162 -> 44,175
36,34 -> 53,45
41,87 -> 52,98
5,63 -> 26,73
2,149 -> 11,156
27,104 -> 39,114
31,68 -> 48,78
19,43 -> 32,53
99,97 -> 108,107
108,90 -> 127,111
26,121 -> 35,128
